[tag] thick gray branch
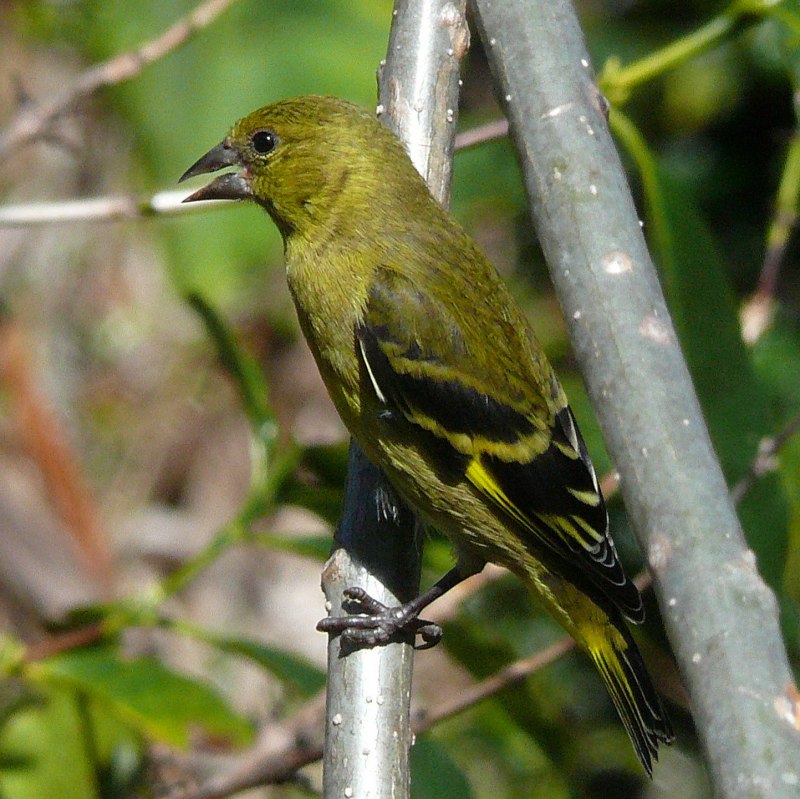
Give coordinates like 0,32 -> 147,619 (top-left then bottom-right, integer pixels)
470,1 -> 800,795
320,3 -> 467,799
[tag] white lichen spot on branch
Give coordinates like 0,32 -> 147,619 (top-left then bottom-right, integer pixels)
647,533 -> 672,573
639,315 -> 672,346
602,250 -> 633,275
540,102 -> 574,120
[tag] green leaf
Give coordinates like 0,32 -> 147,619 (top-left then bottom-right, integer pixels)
195,633 -> 325,697
253,531 -> 332,562
0,687 -> 98,799
31,648 -> 252,748
301,442 -> 351,483
0,683 -> 143,799
275,442 -> 349,525
185,291 -> 274,432
275,479 -> 343,526
411,736 -> 474,799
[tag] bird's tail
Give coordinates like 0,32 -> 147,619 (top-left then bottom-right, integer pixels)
583,618 -> 674,776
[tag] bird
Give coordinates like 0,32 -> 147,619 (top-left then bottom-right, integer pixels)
180,95 -> 674,774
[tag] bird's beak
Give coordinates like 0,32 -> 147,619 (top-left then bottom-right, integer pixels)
179,141 -> 252,202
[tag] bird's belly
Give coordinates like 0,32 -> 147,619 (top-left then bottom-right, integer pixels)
365,433 -> 523,566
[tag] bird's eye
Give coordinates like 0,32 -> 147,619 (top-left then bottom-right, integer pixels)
252,130 -> 277,155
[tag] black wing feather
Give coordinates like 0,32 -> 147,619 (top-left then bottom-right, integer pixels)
358,321 -> 535,443
482,407 -> 644,622
357,269 -> 644,623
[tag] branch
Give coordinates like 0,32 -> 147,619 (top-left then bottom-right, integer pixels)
0,189 -> 214,227
454,118 -> 508,151
731,414 -> 800,505
471,0 -> 800,795
0,119 -> 511,229
740,129 -> 800,344
0,0 -> 241,162
319,4 -> 468,799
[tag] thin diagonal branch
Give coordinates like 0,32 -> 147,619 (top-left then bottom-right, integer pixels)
731,413 -> 800,505
741,129 -> 800,344
0,0 -> 240,162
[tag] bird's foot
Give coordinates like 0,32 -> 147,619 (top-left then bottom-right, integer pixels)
317,586 -> 443,651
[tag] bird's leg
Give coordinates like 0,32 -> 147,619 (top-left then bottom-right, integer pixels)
317,567 -> 467,651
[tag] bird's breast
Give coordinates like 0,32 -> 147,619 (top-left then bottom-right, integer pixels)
285,250 -> 370,422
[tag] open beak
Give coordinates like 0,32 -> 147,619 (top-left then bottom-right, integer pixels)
179,141 -> 252,202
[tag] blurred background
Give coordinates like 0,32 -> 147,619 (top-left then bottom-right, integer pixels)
0,1 -> 798,797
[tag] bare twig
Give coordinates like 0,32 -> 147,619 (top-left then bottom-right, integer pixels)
0,119 -> 510,229
454,117 -> 508,150
740,129 -> 800,344
175,693 -> 327,799
0,0 -> 241,162
412,636 -> 576,733
0,189 -> 218,227
731,413 -> 800,505
0,319 -> 114,589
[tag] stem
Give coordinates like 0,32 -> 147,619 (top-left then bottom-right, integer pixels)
75,691 -> 101,799
598,0 -> 780,105
761,130 -> 800,297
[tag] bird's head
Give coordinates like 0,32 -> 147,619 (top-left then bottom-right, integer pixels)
180,96 -> 412,239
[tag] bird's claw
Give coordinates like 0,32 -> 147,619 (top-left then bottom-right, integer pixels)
317,586 -> 443,651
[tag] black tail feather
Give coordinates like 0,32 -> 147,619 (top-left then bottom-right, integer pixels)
588,620 -> 674,776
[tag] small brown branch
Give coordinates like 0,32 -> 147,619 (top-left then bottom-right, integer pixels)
0,318 -> 114,589
0,0 -> 241,162
23,623 -> 105,662
741,129 -> 800,344
454,117 -> 508,150
731,413 -> 800,505
412,636 -> 576,734
173,693 -> 327,799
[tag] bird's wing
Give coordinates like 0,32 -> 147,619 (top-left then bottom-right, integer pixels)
357,267 -> 643,623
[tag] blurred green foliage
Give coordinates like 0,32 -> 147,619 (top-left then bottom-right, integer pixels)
1,0 -> 800,797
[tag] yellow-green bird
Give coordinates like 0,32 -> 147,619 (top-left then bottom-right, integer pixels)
181,95 -> 674,774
